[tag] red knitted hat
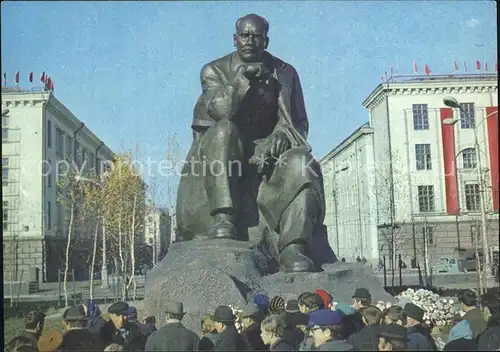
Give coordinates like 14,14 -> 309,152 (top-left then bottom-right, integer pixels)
315,289 -> 331,308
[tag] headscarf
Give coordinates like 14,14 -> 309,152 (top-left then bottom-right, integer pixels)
448,320 -> 473,342
335,302 -> 356,316
253,293 -> 270,312
85,299 -> 102,319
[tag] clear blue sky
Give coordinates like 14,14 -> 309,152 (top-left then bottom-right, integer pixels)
2,1 -> 497,205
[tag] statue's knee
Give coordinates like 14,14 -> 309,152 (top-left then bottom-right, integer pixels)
282,149 -> 317,175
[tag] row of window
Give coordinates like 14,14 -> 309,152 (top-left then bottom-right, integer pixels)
2,200 -> 52,231
417,184 -> 480,212
412,103 -> 476,130
415,144 -> 477,170
47,120 -> 97,170
421,224 -> 483,246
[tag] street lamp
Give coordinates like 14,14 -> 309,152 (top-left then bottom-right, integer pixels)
75,175 -> 109,288
442,96 -> 496,280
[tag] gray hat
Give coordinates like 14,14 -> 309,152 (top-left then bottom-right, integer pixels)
165,302 -> 186,316
240,303 -> 261,318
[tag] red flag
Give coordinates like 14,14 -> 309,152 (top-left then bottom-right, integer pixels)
47,77 -> 53,91
51,80 -> 55,91
464,62 -> 468,72
29,72 -> 33,82
424,64 -> 431,76
15,71 -> 20,84
413,61 -> 418,73
453,60 -> 459,72
476,60 -> 481,71
484,61 -> 488,72
40,71 -> 46,83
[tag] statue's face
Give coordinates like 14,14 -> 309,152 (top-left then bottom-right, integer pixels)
233,19 -> 268,62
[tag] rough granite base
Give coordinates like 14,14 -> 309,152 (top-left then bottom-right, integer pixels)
143,239 -> 393,334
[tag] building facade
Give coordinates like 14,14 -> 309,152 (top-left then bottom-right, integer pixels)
320,123 -> 380,265
144,206 -> 171,264
321,74 -> 498,268
2,87 -> 114,282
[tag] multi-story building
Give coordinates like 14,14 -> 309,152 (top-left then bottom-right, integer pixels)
320,123 -> 379,265
321,74 -> 498,268
2,87 -> 114,282
144,206 -> 171,263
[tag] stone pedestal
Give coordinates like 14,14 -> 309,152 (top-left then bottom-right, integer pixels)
144,239 -> 393,334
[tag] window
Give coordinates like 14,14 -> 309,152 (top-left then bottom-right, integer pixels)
465,184 -> 480,211
55,127 -> 65,157
2,167 -> 8,186
82,148 -> 88,167
96,158 -> 101,173
2,128 -> 8,140
2,115 -> 9,126
418,185 -> 435,212
460,103 -> 475,129
2,157 -> 8,166
470,225 -> 481,244
47,160 -> 52,188
2,206 -> 7,230
423,227 -> 434,245
75,142 -> 82,165
413,104 -> 429,130
415,144 -> 432,170
66,135 -> 73,160
462,148 -> 477,169
47,120 -> 52,148
89,151 -> 95,170
47,201 -> 52,230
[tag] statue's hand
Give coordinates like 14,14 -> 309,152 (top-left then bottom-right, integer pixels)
244,63 -> 269,81
268,130 -> 290,158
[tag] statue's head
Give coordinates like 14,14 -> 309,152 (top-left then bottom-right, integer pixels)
233,14 -> 269,62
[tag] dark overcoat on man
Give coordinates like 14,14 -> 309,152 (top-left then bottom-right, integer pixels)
145,321 -> 199,352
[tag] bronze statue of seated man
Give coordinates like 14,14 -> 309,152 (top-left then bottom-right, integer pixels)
176,13 -> 326,273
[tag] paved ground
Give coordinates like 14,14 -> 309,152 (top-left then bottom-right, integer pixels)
4,270 -> 497,303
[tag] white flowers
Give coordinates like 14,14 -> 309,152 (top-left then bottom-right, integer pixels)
397,288 -> 457,328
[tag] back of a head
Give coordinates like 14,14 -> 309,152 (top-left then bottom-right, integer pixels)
301,293 -> 324,311
25,310 -> 45,330
104,343 -> 124,351
382,306 -> 407,325
458,289 -> 478,308
201,314 -> 217,334
269,296 -> 285,314
361,306 -> 383,325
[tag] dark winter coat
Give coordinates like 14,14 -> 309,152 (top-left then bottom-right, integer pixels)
270,338 -> 297,351
213,325 -> 246,352
242,322 -> 268,351
145,322 -> 199,352
60,328 -> 104,351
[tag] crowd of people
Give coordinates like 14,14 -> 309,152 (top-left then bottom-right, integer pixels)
5,287 -> 500,351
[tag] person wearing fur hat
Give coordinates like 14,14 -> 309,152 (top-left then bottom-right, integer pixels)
212,305 -> 246,351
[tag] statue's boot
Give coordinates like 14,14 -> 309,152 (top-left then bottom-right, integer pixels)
208,213 -> 237,240
279,243 -> 315,273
